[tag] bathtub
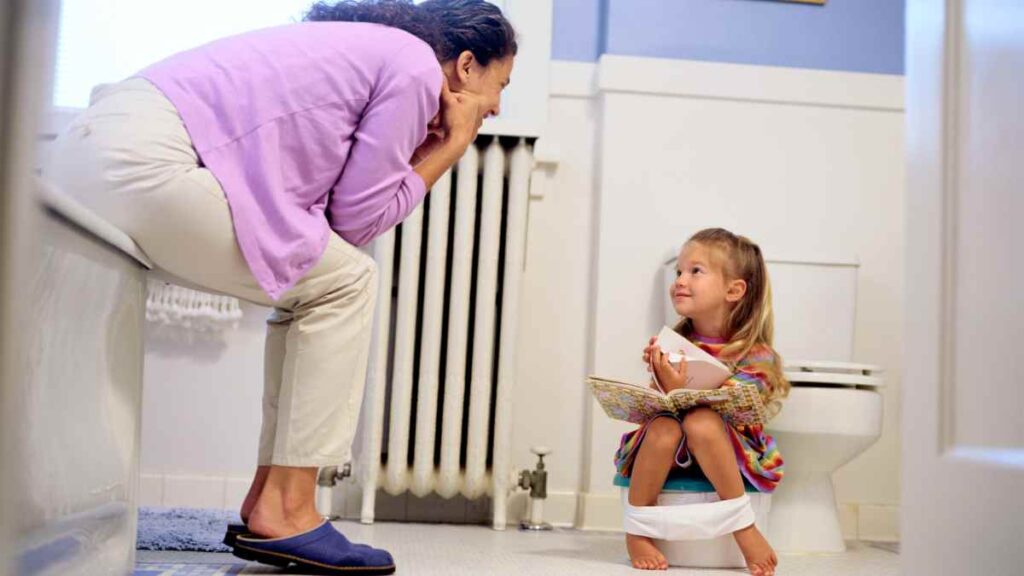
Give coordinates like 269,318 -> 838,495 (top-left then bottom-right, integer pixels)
10,181 -> 151,575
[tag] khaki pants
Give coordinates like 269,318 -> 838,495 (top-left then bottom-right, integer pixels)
44,78 -> 378,467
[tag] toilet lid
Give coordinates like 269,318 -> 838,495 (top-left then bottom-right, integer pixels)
784,360 -> 884,388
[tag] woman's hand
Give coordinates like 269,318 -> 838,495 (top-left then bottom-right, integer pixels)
440,80 -> 484,147
412,81 -> 486,190
651,348 -> 689,392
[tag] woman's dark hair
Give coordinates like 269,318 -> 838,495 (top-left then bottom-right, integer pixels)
304,0 -> 517,66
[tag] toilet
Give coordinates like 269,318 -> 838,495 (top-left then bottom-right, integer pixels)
767,360 -> 882,552
659,252 -> 884,554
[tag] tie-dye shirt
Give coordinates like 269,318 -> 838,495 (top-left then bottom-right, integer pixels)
614,334 -> 784,493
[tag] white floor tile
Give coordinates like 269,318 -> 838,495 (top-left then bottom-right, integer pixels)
138,520 -> 900,575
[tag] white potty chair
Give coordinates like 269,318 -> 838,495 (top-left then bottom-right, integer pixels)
616,473 -> 771,568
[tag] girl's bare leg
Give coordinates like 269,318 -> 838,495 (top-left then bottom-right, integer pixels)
625,416 -> 682,570
683,407 -> 777,576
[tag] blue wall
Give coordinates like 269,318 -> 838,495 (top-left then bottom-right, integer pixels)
551,0 -> 605,62
551,0 -> 904,75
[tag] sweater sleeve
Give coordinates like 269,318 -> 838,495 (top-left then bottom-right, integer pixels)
327,44 -> 442,246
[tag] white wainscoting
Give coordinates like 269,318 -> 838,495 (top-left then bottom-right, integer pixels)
573,55 -> 904,543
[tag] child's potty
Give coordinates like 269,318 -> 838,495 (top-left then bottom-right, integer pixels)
615,474 -> 771,568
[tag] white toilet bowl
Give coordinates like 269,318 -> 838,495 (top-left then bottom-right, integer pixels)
766,361 -> 883,553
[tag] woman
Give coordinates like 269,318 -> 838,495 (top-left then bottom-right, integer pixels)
44,1 -> 516,573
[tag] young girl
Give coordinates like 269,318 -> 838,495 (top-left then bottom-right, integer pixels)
617,228 -> 787,575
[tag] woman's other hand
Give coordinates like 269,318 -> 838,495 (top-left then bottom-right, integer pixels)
440,80 -> 484,146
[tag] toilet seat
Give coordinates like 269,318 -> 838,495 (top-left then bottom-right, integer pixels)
784,360 -> 884,388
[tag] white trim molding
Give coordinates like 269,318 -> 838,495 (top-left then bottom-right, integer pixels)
550,55 -> 904,112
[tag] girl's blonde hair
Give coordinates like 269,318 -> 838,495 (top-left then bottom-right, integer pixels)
674,228 -> 790,415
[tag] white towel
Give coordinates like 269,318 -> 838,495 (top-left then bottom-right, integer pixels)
146,280 -> 242,332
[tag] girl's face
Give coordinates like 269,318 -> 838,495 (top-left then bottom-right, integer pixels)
670,242 -> 735,321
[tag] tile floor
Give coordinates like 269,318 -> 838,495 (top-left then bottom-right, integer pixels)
134,520 -> 900,575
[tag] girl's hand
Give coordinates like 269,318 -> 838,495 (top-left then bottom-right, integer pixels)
651,349 -> 689,392
440,80 -> 484,146
642,336 -> 657,371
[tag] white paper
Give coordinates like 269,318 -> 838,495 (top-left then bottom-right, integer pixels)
653,326 -> 732,390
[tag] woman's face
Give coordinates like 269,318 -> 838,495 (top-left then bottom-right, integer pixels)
445,52 -> 514,119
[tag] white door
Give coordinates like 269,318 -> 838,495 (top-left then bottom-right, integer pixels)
903,2 -> 1023,574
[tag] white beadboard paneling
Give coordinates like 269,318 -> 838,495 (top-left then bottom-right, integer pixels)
583,56 -> 904,528
550,61 -> 598,98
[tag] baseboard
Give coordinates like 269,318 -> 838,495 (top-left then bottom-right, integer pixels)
506,491 -> 578,528
855,503 -> 900,542
577,492 -> 624,532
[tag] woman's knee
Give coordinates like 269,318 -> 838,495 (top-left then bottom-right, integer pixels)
643,416 -> 683,451
682,407 -> 725,446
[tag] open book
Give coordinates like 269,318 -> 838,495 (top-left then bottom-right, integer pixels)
589,326 -> 767,426
587,375 -> 768,427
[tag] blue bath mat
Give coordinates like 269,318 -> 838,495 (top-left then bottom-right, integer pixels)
136,507 -> 239,552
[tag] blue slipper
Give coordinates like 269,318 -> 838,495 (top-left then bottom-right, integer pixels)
223,523 -> 247,547
232,520 -> 395,574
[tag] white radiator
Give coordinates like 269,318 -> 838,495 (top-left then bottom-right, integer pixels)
357,136 -> 533,530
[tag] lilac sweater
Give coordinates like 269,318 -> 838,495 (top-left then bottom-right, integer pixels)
140,22 -> 442,300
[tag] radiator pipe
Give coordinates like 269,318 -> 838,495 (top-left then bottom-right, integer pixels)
518,447 -> 553,531
316,463 -> 351,520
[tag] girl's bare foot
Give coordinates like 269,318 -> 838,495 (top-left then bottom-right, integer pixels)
626,533 -> 668,570
733,524 -> 778,576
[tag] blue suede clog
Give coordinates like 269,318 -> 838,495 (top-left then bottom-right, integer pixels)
222,522 -> 247,547
232,520 -> 395,574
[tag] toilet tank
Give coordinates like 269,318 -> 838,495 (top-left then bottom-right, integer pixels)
662,254 -> 859,363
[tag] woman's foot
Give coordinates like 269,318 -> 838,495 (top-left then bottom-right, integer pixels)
733,524 -> 778,576
247,499 -> 323,539
239,465 -> 272,525
246,466 -> 323,539
626,533 -> 668,570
